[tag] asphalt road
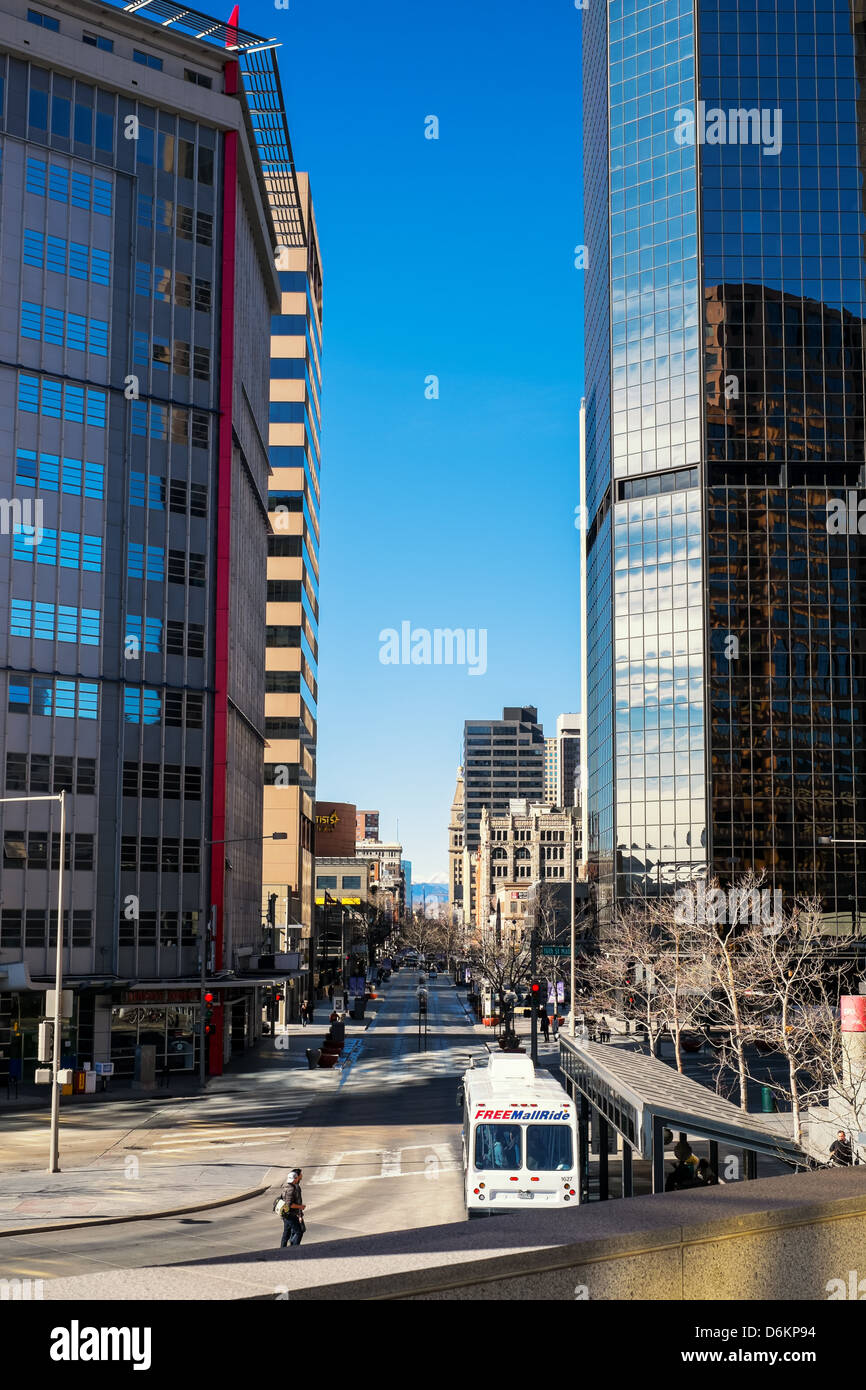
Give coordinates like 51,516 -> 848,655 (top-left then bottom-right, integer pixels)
0,972 -> 481,1282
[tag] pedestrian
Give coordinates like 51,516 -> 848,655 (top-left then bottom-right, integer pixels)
300,999 -> 308,1028
696,1158 -> 717,1186
551,1009 -> 559,1040
278,1166 -> 306,1247
327,984 -> 334,1005
159,1060 -> 171,1089
307,998 -> 315,1026
673,1140 -> 699,1178
829,1130 -> 853,1166
539,1007 -> 550,1044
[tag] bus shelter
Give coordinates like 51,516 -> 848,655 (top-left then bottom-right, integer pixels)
558,1035 -> 805,1201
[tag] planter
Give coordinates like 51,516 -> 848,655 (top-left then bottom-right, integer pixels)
317,1052 -> 339,1068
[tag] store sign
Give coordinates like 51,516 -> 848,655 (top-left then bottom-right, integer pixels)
121,990 -> 199,1003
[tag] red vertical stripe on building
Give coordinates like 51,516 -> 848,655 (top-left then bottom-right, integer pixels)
209,58 -> 240,1074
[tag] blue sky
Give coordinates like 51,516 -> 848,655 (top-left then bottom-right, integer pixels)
246,0 -> 584,878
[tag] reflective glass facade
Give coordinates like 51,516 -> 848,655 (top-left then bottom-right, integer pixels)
583,0 -> 866,938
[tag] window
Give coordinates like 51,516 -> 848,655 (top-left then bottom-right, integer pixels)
7,675 -> 98,719
167,621 -> 204,656
72,912 -> 93,947
133,50 -> 163,70
126,615 -> 162,655
18,374 -> 106,427
10,601 -> 100,646
5,753 -> 28,790
184,69 -> 212,88
28,9 -> 59,29
316,875 -> 337,889
525,1125 -> 573,1171
474,1125 -> 522,1171
342,875 -> 362,890
265,671 -> 300,693
82,31 -> 113,50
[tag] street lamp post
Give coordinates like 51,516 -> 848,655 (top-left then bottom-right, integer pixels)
0,791 -> 66,1173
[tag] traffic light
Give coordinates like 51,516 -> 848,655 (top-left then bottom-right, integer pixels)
268,893 -> 277,927
275,990 -> 283,1004
530,980 -> 541,998
37,1019 -> 55,1063
203,991 -> 215,1035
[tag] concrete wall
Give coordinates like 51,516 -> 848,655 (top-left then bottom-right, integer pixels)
43,1167 -> 866,1302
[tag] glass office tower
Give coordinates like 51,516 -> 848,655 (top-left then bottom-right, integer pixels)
582,0 -> 866,945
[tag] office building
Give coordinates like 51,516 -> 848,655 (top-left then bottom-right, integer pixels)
581,0 -> 866,944
0,0 -> 297,1079
476,801 -> 580,940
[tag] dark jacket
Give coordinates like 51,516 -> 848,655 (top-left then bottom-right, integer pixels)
280,1180 -> 303,1215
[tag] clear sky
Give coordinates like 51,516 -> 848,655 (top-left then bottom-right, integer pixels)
247,0 -> 584,879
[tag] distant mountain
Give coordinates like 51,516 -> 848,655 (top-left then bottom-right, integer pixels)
411,883 -> 449,905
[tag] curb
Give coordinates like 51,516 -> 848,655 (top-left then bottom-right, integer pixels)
0,1181 -> 271,1239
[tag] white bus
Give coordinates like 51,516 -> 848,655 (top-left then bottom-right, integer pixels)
458,1052 -> 578,1216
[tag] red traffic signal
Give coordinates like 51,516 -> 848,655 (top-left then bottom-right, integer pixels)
275,991 -> 283,1003
204,992 -> 214,1004
530,980 -> 541,994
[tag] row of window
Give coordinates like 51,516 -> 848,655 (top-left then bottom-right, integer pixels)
24,230 -> 110,284
137,197 -> 214,247
19,372 -> 105,426
121,837 -> 201,873
10,600 -> 99,645
0,909 -> 93,949
25,156 -> 112,216
15,448 -> 103,498
12,528 -> 101,572
4,830 -> 94,870
123,687 -> 204,728
129,399 -> 211,449
126,617 -> 205,657
21,301 -> 108,355
118,912 -> 199,946
131,474 -> 208,517
133,129 -> 214,185
5,751 -> 95,795
122,762 -> 201,799
8,674 -> 98,719
128,545 -> 206,586
135,263 -> 211,313
133,332 -> 210,380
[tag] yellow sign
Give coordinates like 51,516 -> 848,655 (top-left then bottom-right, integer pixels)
316,811 -> 340,831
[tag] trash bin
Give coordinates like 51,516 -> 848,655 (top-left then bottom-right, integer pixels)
761,1085 -> 776,1113
305,1048 -> 321,1070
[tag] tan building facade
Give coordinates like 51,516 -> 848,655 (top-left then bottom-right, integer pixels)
476,801 -> 581,942
262,174 -> 323,1010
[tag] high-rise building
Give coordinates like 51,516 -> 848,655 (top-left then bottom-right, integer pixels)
461,707 -> 545,922
581,0 -> 866,945
546,713 -> 582,808
543,737 -> 559,805
356,809 -> 379,842
0,0 -> 293,1078
262,171 -> 322,1011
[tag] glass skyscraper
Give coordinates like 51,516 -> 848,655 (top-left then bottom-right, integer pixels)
582,0 -> 866,945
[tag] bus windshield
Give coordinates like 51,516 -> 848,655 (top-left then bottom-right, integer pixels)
474,1124 -> 522,1171
526,1124 -> 573,1171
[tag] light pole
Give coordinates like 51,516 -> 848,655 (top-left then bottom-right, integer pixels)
0,792 -> 66,1173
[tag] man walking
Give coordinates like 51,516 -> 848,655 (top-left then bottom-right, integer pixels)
279,1166 -> 306,1247
300,999 -> 308,1028
539,1006 -> 550,1044
830,1130 -> 853,1166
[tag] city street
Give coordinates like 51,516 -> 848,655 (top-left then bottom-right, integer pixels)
0,972 -> 488,1281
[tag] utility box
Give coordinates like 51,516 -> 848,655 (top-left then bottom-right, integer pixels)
134,1044 -> 156,1089
34,1068 -> 52,1084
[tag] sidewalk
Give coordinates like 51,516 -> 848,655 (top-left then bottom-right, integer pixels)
0,995 -> 389,1234
0,1160 -> 271,1236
